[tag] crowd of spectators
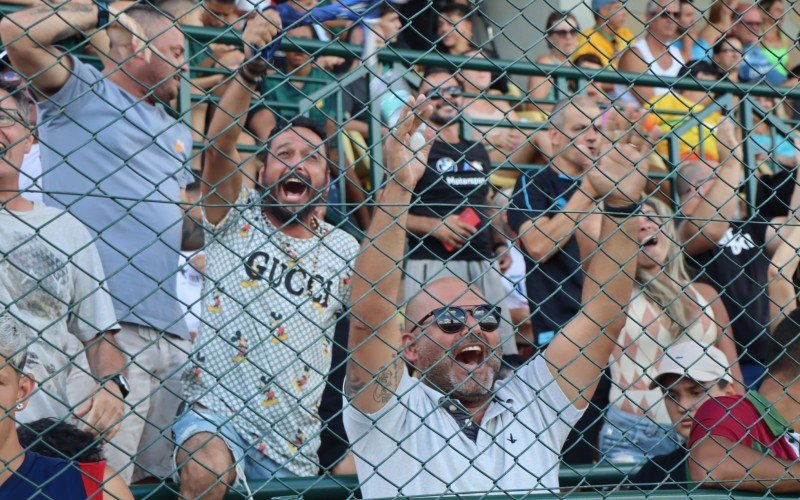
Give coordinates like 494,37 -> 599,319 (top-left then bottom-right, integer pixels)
1,0 -> 800,498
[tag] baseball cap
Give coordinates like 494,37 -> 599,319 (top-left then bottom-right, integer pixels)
650,342 -> 733,389
592,0 -> 621,11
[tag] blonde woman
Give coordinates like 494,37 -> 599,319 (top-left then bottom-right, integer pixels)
599,199 -> 743,464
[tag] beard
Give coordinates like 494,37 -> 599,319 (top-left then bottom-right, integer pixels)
258,172 -> 327,226
430,103 -> 459,127
416,339 -> 503,406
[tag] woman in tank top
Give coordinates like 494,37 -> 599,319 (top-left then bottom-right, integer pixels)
598,199 -> 743,465
0,315 -> 132,500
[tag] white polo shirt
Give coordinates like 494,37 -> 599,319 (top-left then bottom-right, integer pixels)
343,356 -> 584,497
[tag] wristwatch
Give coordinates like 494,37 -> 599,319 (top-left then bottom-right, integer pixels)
105,374 -> 130,399
94,0 -> 110,29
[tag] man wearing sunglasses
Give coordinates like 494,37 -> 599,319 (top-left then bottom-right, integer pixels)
618,0 -> 685,103
732,2 -> 786,85
344,97 -> 650,497
402,69 -> 517,359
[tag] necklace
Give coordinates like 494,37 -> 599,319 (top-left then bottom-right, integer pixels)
262,212 -> 327,299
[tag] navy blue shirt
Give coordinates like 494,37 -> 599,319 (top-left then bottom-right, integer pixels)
0,451 -> 97,499
508,167 -> 584,345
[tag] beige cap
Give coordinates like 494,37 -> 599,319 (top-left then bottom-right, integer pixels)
649,342 -> 733,390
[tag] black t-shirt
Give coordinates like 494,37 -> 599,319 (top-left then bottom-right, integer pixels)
630,448 -> 689,491
407,139 -> 493,261
687,217 -> 770,364
507,167 -> 584,343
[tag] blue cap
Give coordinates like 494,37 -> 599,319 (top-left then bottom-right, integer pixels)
592,0 -> 620,11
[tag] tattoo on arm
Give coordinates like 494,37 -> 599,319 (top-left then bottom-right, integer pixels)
344,359 -> 404,404
372,361 -> 402,404
344,359 -> 368,399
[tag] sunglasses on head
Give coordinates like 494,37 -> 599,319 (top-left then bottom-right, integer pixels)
410,305 -> 502,334
425,85 -> 463,100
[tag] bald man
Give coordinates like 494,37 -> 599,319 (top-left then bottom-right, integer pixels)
343,97 -> 650,496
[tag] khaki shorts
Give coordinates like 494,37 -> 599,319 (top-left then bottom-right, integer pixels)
67,323 -> 190,483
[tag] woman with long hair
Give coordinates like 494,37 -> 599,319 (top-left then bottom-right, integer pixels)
599,199 -> 744,464
528,11 -> 579,102
699,0 -> 740,49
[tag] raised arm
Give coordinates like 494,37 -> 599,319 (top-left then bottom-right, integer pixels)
517,177 -> 597,263
201,11 -> 279,225
679,120 -> 744,255
0,2 -> 141,97
766,143 -> 800,324
345,97 -> 434,414
543,129 -> 649,409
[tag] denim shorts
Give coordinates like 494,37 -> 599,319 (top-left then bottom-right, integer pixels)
172,407 -> 294,485
599,406 -> 680,464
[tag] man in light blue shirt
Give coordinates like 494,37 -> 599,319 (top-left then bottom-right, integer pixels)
1,3 -> 192,483
733,2 -> 786,85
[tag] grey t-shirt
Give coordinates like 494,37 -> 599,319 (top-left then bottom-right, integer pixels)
37,56 -> 193,338
0,202 -> 118,421
343,356 -> 584,497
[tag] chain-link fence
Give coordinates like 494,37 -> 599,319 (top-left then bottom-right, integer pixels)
1,0 -> 800,498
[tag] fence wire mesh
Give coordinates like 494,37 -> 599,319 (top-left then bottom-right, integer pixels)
0,0 -> 800,498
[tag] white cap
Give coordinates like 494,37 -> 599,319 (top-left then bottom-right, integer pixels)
650,342 -> 733,390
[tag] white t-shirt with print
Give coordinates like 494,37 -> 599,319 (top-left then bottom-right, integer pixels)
183,189 -> 359,476
0,202 -> 118,422
344,356 -> 584,497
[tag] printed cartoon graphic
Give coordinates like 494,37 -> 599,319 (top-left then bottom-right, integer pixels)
206,289 -> 222,313
259,376 -> 279,408
322,337 -> 330,358
238,222 -> 252,237
270,311 -> 288,344
240,277 -> 259,288
231,331 -> 247,362
287,429 -> 307,453
241,260 -> 260,288
287,250 -> 299,267
191,353 -> 206,384
292,365 -> 311,392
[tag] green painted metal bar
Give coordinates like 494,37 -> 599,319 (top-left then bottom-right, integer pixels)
740,98 -> 757,219
176,25 -> 800,99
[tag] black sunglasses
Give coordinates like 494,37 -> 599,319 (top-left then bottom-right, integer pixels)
550,28 -> 578,37
410,305 -> 502,334
425,85 -> 463,100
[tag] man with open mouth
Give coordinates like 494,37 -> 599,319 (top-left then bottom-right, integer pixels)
344,97 -> 651,497
174,12 -> 359,500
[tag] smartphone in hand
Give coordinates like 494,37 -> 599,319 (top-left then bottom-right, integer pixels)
442,207 -> 481,253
